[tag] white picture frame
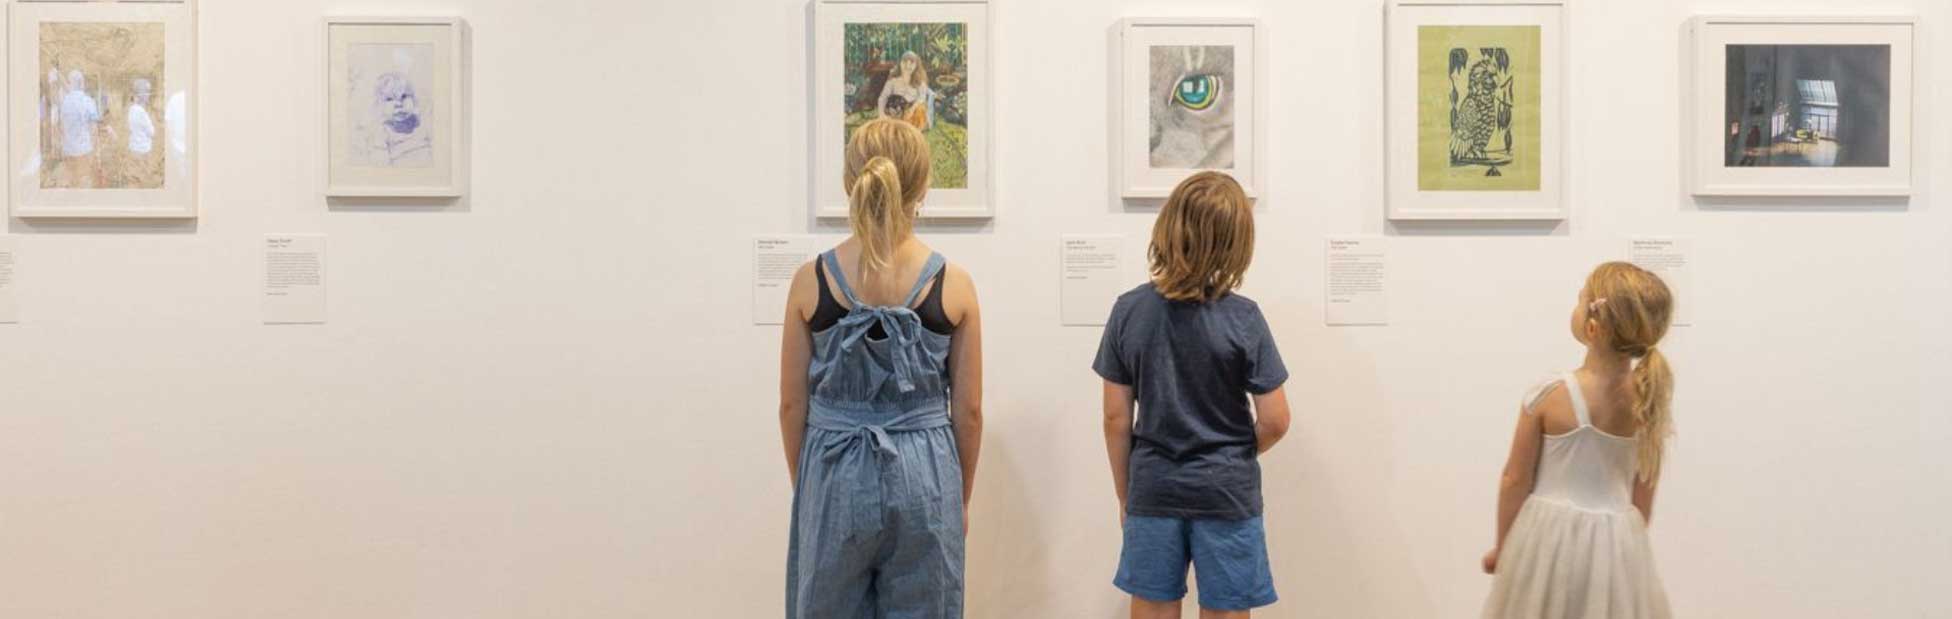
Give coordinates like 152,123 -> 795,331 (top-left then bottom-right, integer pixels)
323,16 -> 469,199
813,0 -> 991,219
1115,17 -> 1264,201
9,0 -> 196,219
1688,15 -> 1915,198
1385,0 -> 1566,221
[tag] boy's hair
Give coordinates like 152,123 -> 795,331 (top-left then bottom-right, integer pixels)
1583,261 -> 1676,483
1148,171 -> 1254,303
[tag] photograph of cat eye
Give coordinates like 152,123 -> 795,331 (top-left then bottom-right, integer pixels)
1149,45 -> 1233,170
1115,18 -> 1260,200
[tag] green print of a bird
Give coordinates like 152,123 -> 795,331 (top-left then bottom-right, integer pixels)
1447,47 -> 1515,176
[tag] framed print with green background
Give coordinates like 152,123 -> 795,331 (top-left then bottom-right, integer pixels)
1386,0 -> 1564,221
1115,18 -> 1263,201
814,0 -> 990,219
10,0 -> 196,219
1689,15 -> 1914,197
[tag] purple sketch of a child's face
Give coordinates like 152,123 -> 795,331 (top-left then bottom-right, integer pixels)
374,72 -> 420,134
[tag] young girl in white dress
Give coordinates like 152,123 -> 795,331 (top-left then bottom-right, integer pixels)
1481,262 -> 1675,619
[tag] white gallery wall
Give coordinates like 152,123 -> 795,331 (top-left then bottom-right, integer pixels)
0,0 -> 1946,617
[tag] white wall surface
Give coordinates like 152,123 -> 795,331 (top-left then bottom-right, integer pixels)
1,0 -> 1947,617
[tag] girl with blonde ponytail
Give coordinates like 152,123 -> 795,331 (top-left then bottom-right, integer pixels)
1481,262 -> 1676,619
776,117 -> 983,618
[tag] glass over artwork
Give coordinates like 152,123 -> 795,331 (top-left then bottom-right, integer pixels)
1723,44 -> 1890,168
1416,25 -> 1540,192
38,21 -> 168,190
842,22 -> 968,189
1148,45 -> 1234,170
346,43 -> 436,168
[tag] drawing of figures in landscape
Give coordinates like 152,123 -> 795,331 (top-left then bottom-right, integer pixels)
38,22 -> 166,189
1148,44 -> 1234,170
1417,25 -> 1539,191
347,43 -> 435,168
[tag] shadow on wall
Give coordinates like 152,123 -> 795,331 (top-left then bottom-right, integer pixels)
964,436 -> 1054,616
327,195 -> 470,213
8,217 -> 198,235
1258,326 -> 1429,617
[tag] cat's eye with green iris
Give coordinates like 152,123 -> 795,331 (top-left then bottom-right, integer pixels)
1171,74 -> 1222,111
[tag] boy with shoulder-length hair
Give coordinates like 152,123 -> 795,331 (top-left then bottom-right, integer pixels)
1095,171 -> 1293,618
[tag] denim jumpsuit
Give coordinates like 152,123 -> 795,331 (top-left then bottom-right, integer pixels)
787,250 -> 964,619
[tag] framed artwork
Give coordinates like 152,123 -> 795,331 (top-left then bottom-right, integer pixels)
813,0 -> 991,219
1688,16 -> 1915,197
324,16 -> 469,199
1115,18 -> 1263,200
1385,0 -> 1565,221
8,0 -> 196,219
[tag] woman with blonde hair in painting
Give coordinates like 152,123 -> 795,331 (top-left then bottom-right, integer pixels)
877,50 -> 934,130
779,117 -> 981,618
1481,262 -> 1676,619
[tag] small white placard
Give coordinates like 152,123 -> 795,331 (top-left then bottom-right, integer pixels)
263,235 -> 327,324
1061,234 -> 1127,326
1326,237 -> 1388,326
753,235 -> 816,325
1628,237 -> 1692,326
0,236 -> 17,323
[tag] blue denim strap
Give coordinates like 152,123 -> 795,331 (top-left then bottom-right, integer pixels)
821,250 -> 862,306
901,252 -> 946,306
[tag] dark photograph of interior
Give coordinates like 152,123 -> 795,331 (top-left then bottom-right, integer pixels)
1724,44 -> 1891,167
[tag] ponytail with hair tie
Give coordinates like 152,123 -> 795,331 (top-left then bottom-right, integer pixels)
1584,261 -> 1676,484
849,156 -> 906,276
842,118 -> 932,279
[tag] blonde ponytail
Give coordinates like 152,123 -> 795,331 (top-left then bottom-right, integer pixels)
1584,261 -> 1676,484
842,118 -> 932,276
1629,346 -> 1674,483
849,156 -> 909,275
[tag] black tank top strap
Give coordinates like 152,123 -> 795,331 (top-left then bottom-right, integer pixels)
913,267 -> 952,335
806,250 -> 955,336
809,255 -> 848,332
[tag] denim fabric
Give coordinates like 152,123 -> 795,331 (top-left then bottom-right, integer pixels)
787,250 -> 964,619
1113,515 -> 1277,611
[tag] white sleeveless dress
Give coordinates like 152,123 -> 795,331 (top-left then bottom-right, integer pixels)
1482,373 -> 1672,619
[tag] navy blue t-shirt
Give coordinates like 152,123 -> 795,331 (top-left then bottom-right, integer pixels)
1093,284 -> 1288,520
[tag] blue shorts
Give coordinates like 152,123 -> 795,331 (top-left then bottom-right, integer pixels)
1113,515 -> 1277,611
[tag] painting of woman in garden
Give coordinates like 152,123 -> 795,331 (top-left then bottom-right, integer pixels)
844,22 -> 968,189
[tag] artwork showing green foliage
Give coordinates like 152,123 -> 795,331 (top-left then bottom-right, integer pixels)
842,22 -> 969,189
1417,25 -> 1540,191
